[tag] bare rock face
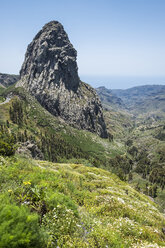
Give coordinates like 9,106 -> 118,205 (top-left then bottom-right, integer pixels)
17,21 -> 107,138
16,141 -> 44,160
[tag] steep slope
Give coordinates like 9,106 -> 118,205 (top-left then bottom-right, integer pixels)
16,21 -> 107,138
96,86 -> 134,139
0,73 -> 19,88
0,155 -> 165,247
0,86 -> 126,167
96,86 -> 125,111
103,110 -> 134,140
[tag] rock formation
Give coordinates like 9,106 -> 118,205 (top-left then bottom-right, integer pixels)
16,141 -> 44,160
17,21 -> 107,138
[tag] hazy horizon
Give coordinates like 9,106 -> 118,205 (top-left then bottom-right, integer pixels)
80,75 -> 165,89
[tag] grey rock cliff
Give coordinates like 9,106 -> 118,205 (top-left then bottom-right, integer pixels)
17,21 -> 107,138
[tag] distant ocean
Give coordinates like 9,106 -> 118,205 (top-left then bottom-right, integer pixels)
80,75 -> 165,90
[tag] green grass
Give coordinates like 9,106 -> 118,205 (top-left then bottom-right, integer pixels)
0,155 -> 165,247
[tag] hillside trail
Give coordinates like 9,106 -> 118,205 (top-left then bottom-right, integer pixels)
36,162 -> 59,173
0,95 -> 12,105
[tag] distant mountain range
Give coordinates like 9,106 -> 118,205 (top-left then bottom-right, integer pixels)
97,85 -> 165,115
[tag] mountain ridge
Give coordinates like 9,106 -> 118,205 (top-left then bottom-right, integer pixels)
0,73 -> 19,88
97,84 -> 165,115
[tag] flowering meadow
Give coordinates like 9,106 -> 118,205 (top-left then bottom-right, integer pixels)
0,155 -> 165,247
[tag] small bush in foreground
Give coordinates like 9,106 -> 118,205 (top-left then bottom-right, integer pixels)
0,203 -> 47,248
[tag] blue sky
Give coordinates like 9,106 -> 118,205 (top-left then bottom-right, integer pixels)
1,0 -> 165,89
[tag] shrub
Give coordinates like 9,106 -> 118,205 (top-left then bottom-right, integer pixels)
0,203 -> 47,248
0,140 -> 15,156
46,191 -> 78,215
0,131 -> 16,156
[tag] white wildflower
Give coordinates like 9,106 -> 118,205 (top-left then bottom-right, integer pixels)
117,197 -> 125,204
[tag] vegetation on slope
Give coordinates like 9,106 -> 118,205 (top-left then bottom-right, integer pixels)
0,155 -> 165,247
124,115 -> 165,210
0,86 -> 129,173
1,85 -> 164,208
0,83 -> 165,247
99,86 -> 165,211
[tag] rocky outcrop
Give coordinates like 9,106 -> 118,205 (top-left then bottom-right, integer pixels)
17,21 -> 107,138
0,73 -> 19,88
16,141 -> 44,160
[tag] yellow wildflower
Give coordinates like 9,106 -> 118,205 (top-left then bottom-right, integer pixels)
23,181 -> 31,185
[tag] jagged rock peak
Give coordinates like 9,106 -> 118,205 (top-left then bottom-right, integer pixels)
17,21 -> 108,138
20,20 -> 79,92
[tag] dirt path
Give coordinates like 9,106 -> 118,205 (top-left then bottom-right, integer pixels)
0,96 -> 12,105
36,162 -> 59,173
